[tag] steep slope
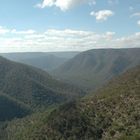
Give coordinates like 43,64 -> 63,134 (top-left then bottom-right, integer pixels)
1,52 -> 79,71
0,56 -> 84,109
0,92 -> 31,121
5,66 -> 140,140
52,48 -> 140,90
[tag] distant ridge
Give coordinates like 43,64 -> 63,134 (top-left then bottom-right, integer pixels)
0,52 -> 79,71
52,48 -> 140,90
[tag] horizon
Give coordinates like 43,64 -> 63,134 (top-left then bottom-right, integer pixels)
0,47 -> 140,53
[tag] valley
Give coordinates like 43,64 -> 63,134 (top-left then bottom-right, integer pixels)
0,48 -> 140,140
1,64 -> 140,140
52,48 -> 140,90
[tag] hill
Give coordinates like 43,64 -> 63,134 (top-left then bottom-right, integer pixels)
0,92 -> 31,121
4,65 -> 140,140
1,52 -> 79,71
0,56 -> 84,110
52,48 -> 140,90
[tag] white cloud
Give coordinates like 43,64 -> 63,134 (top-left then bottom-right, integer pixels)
137,20 -> 140,26
11,29 -> 36,34
55,0 -> 87,11
105,32 -> 116,40
130,13 -> 140,27
129,6 -> 134,11
90,10 -> 114,21
108,0 -> 119,5
90,0 -> 96,5
130,12 -> 140,18
0,27 -> 140,52
36,0 -> 95,11
0,26 -> 36,35
36,0 -> 55,8
0,26 -> 10,34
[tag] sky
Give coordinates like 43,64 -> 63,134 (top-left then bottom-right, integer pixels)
0,0 -> 140,52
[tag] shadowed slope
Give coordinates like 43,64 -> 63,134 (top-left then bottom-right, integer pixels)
0,56 -> 84,109
0,92 -> 31,121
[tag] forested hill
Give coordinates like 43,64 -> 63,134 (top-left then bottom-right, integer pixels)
0,56 -> 84,109
0,92 -> 31,121
5,65 -> 140,140
52,48 -> 140,90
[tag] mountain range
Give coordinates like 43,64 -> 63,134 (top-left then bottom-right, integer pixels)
1,52 -> 79,71
2,49 -> 140,92
3,65 -> 140,140
0,48 -> 140,140
52,48 -> 140,90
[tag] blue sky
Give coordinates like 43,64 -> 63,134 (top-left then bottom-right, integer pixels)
0,0 -> 140,52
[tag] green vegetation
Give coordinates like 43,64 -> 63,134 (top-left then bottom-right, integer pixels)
52,48 -> 140,90
0,49 -> 140,140
0,56 -> 84,110
0,93 -> 31,121
2,66 -> 140,140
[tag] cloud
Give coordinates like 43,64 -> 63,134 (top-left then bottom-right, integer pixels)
36,0 -> 95,11
11,29 -> 36,34
90,10 -> 114,21
130,12 -> 140,18
0,26 -> 36,35
129,6 -> 134,11
108,0 -> 119,5
0,27 -> 140,52
137,20 -> 140,26
130,13 -> 140,27
90,0 -> 96,5
36,0 -> 55,8
0,26 -> 10,34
